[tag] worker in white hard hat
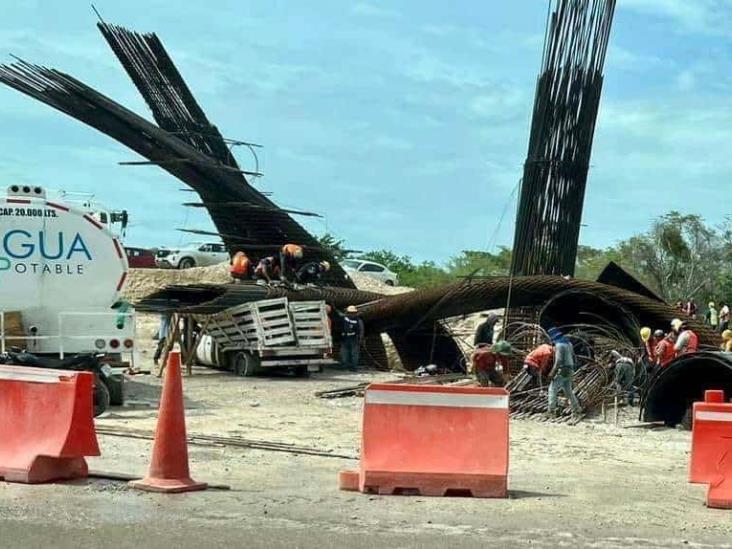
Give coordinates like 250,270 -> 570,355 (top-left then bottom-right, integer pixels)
339,305 -> 364,371
296,259 -> 331,285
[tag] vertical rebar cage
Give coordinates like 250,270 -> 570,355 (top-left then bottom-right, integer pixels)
511,0 -> 616,277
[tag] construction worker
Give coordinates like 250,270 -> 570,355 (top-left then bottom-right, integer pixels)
471,340 -> 512,387
706,302 -> 719,330
253,255 -> 281,284
280,243 -> 304,282
546,328 -> 582,417
339,305 -> 364,371
720,302 -> 730,333
654,330 -> 676,369
611,350 -> 636,406
673,319 -> 698,356
721,329 -> 732,352
640,327 -> 655,370
474,313 -> 499,346
229,251 -> 252,282
296,260 -> 330,284
522,341 -> 554,385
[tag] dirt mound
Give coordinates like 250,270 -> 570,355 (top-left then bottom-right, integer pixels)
122,264 -> 412,303
121,263 -> 230,302
346,271 -> 413,295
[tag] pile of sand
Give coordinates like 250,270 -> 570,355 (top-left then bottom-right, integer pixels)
121,263 -> 230,302
122,263 -> 412,303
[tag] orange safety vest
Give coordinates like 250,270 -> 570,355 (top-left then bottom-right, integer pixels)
680,330 -> 698,355
230,252 -> 251,277
655,339 -> 675,367
524,344 -> 554,374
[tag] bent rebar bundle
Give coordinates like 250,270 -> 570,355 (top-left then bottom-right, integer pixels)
511,0 -> 616,276
0,23 -> 352,288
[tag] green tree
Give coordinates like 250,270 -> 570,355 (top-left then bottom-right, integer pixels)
316,232 -> 348,261
615,212 -> 726,301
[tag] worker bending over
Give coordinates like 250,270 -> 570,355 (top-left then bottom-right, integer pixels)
672,318 -> 698,356
339,305 -> 364,371
471,340 -> 512,387
611,350 -> 636,406
253,256 -> 281,284
546,328 -> 582,418
296,260 -> 330,284
280,243 -> 304,282
474,313 -> 499,346
229,251 -> 252,282
522,341 -> 554,386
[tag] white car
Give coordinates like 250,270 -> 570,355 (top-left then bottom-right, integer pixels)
155,242 -> 229,269
341,259 -> 398,286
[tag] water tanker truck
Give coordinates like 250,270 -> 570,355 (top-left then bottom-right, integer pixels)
0,184 -> 135,407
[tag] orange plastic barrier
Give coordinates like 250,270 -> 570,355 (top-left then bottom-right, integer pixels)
130,351 -> 207,493
339,383 -> 509,497
689,390 -> 732,509
0,365 -> 100,483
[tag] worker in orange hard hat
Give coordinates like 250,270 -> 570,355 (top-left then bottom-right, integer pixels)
229,251 -> 252,282
280,243 -> 304,282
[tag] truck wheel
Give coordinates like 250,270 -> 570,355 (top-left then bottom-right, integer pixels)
234,352 -> 260,377
385,280 -> 395,286
294,365 -> 310,377
94,380 -> 111,417
178,258 -> 195,269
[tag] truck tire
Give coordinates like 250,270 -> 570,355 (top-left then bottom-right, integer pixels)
385,280 -> 395,286
94,379 -> 111,417
294,365 -> 310,377
234,351 -> 260,377
178,257 -> 195,269
105,374 -> 124,406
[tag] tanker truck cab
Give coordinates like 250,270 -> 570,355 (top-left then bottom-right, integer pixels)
0,185 -> 136,403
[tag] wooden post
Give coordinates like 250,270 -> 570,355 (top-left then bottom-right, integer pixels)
184,317 -> 211,376
157,314 -> 181,377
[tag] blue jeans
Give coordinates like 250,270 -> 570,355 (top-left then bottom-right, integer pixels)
548,375 -> 581,413
340,338 -> 360,370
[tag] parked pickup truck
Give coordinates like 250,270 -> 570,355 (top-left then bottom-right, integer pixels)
156,242 -> 228,269
195,298 -> 333,377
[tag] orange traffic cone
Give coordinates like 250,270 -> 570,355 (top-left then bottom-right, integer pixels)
129,350 -> 207,493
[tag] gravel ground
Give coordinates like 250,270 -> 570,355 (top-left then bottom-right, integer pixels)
1,356 -> 731,549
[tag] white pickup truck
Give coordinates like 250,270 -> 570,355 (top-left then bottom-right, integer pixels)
195,297 -> 333,376
0,184 -> 136,392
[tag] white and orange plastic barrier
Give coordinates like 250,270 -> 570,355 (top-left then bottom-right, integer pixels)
0,365 -> 100,483
689,389 -> 732,509
339,383 -> 509,497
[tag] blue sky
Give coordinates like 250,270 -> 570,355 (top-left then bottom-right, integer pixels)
1,1 -> 732,263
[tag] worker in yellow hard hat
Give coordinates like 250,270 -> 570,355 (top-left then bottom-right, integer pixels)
721,330 -> 732,352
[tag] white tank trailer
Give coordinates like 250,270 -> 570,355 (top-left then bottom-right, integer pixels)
0,185 -> 135,381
